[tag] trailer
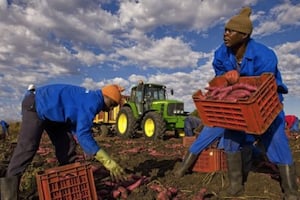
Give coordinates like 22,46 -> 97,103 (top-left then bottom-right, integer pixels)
93,95 -> 129,136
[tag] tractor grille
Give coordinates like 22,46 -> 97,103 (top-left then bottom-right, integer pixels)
167,103 -> 184,116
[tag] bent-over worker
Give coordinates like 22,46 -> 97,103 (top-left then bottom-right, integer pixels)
1,84 -> 127,199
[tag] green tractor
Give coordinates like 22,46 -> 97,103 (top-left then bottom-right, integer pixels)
116,82 -> 188,140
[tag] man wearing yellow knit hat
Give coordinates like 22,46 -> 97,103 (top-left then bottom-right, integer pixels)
1,83 -> 127,199
211,7 -> 299,199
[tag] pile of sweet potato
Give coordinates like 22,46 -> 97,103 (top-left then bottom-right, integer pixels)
194,82 -> 258,102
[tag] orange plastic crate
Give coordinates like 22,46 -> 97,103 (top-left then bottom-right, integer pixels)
182,136 -> 197,147
36,162 -> 97,200
192,148 -> 227,173
193,73 -> 283,135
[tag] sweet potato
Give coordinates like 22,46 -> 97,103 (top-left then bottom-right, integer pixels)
112,189 -> 121,198
118,186 -> 128,199
156,190 -> 169,200
167,186 -> 178,195
232,82 -> 257,91
192,90 -> 206,100
126,178 -> 143,191
192,188 -> 207,200
226,89 -> 251,99
46,157 -> 57,163
208,76 -> 228,87
148,183 -> 164,192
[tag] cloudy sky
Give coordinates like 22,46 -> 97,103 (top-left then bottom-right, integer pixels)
0,0 -> 299,121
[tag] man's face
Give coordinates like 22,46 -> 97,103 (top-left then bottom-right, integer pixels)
223,29 -> 247,48
103,98 -> 118,112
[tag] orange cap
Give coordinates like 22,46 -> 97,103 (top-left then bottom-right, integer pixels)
102,84 -> 125,104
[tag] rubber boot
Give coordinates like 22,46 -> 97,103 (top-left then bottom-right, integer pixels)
278,164 -> 299,200
0,176 -> 19,200
174,151 -> 198,178
241,145 -> 253,184
221,151 -> 244,197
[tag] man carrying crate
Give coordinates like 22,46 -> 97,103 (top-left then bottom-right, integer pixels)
210,7 -> 298,199
177,7 -> 298,200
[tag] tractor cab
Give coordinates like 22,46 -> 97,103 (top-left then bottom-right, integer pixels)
130,82 -> 166,114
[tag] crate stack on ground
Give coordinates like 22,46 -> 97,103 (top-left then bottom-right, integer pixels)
182,136 -> 227,173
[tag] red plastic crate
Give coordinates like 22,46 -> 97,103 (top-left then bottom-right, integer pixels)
36,162 -> 97,200
193,73 -> 283,135
192,148 -> 227,173
182,136 -> 197,147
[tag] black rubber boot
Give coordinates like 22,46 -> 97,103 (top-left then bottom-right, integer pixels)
221,151 -> 244,197
0,176 -> 19,200
278,164 -> 299,200
241,145 -> 253,184
174,151 -> 198,178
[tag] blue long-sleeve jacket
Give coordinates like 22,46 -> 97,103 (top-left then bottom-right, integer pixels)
35,84 -> 103,155
213,39 -> 288,101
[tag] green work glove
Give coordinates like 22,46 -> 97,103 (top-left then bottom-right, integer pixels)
95,149 -> 126,182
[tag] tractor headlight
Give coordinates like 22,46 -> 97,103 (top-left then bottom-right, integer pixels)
173,109 -> 184,114
167,103 -> 185,116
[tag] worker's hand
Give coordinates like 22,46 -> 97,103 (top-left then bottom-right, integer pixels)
95,149 -> 127,182
224,70 -> 239,85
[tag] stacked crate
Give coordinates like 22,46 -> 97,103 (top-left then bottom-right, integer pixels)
36,162 -> 97,200
182,136 -> 227,172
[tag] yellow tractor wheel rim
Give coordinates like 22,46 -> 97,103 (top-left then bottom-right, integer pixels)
144,118 -> 155,137
118,113 -> 127,134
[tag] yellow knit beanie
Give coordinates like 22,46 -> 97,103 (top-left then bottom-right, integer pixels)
102,84 -> 125,104
225,7 -> 253,34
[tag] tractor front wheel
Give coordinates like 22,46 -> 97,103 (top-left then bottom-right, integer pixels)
142,112 -> 166,140
116,107 -> 137,138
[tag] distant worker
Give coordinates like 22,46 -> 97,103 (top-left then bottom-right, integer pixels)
0,120 -> 9,140
184,116 -> 203,136
23,84 -> 36,100
1,84 -> 127,199
138,79 -> 144,85
27,84 -> 35,93
136,80 -> 144,114
285,115 -> 299,132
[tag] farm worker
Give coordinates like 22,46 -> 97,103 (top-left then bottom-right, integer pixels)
1,84 -> 127,199
136,80 -> 144,114
23,84 -> 36,100
27,84 -> 35,93
211,7 -> 298,198
285,115 -> 299,132
0,120 -> 9,140
183,115 -> 203,136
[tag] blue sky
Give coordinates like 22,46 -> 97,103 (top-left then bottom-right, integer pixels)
0,0 -> 299,121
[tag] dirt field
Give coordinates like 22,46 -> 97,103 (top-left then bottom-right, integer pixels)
0,128 -> 299,200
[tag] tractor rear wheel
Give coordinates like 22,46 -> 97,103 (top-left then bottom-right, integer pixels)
116,107 -> 137,138
142,111 -> 166,140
